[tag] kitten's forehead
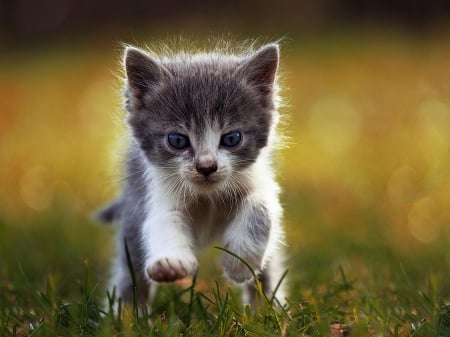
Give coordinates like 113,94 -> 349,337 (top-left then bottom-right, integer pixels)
160,60 -> 245,129
166,59 -> 239,92
191,122 -> 221,149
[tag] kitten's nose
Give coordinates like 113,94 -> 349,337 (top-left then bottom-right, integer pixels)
195,155 -> 218,177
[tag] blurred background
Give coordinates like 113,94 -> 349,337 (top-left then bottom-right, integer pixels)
0,0 -> 449,299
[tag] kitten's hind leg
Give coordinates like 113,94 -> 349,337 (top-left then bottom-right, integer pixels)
112,262 -> 150,304
108,254 -> 155,317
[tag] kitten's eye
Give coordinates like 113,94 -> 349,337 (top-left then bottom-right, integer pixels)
168,133 -> 190,150
220,131 -> 242,148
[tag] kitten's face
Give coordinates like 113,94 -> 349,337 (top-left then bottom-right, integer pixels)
124,45 -> 279,196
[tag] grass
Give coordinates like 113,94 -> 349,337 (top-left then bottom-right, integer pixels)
0,211 -> 449,337
1,29 -> 449,336
0,201 -> 448,336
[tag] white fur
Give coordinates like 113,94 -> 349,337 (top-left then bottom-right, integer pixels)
142,165 -> 199,282
139,140 -> 285,302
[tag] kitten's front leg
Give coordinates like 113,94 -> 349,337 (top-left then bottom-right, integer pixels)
143,210 -> 198,282
221,199 -> 272,283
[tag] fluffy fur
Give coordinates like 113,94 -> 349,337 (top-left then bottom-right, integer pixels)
98,41 -> 286,310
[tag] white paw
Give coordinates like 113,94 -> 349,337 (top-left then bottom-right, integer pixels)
221,254 -> 258,283
146,254 -> 198,283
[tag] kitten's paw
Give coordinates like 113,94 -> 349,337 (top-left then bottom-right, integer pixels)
221,254 -> 258,283
146,254 -> 198,283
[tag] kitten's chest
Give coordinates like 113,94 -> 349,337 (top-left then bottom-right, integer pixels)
187,198 -> 235,247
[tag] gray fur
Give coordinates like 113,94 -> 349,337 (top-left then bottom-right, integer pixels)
246,203 -> 271,243
125,46 -> 275,166
98,42 -> 286,311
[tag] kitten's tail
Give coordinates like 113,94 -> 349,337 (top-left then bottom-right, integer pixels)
94,198 -> 123,223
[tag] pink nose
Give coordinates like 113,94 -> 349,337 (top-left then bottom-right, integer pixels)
196,162 -> 217,177
195,155 -> 217,177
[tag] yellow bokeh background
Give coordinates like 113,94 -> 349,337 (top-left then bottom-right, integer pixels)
0,32 -> 449,253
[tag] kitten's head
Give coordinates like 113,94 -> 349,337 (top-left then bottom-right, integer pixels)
124,43 -> 280,197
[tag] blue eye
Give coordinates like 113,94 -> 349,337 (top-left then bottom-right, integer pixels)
168,133 -> 190,149
220,131 -> 242,148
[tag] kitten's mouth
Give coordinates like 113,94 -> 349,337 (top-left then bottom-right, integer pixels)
190,174 -> 223,189
193,177 -> 221,185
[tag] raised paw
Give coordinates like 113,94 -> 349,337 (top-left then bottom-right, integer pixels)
146,255 -> 198,283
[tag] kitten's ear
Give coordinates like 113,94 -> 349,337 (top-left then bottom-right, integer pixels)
124,47 -> 168,99
238,44 -> 279,96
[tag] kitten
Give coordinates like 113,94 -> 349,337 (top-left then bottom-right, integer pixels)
98,42 -> 286,310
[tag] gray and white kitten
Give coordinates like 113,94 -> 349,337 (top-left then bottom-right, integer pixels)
98,43 -> 286,309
